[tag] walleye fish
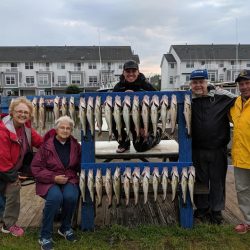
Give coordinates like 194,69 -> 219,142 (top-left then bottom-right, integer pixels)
151,95 -> 160,138
69,96 -> 76,125
87,169 -> 94,202
95,168 -> 103,207
114,95 -> 123,142
39,97 -> 46,130
171,166 -> 179,202
132,167 -> 140,206
123,167 -> 131,207
181,167 -> 188,205
132,95 -> 140,142
183,94 -> 192,136
122,95 -> 131,141
141,95 -> 150,140
61,96 -> 68,116
53,96 -> 60,122
113,166 -> 121,206
188,166 -> 196,208
160,95 -> 169,133
142,166 -> 150,204
32,97 -> 38,128
105,168 -> 113,208
170,94 -> 177,134
161,167 -> 169,201
104,96 -> 113,140
79,97 -> 87,138
152,167 -> 160,202
95,96 -> 102,136
79,169 -> 86,202
87,96 -> 95,138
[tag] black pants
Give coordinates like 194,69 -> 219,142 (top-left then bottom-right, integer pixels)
192,147 -> 228,212
112,116 -> 158,152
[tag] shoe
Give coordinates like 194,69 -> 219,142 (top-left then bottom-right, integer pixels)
234,224 -> 250,234
1,224 -> 24,236
116,146 -> 130,153
210,211 -> 223,225
155,127 -> 162,145
38,238 -> 54,250
58,228 -> 76,242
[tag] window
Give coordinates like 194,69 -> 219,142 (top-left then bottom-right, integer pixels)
119,64 -> 123,69
5,75 -> 16,85
11,63 -> 17,68
74,63 -> 81,71
219,74 -> 224,82
219,63 -> 224,67
38,74 -> 49,85
186,62 -> 194,68
25,62 -> 33,69
88,63 -> 97,69
208,73 -> 216,82
246,63 -> 250,67
201,61 -> 205,65
170,63 -> 174,69
26,76 -> 34,84
71,74 -> 81,84
169,76 -> 174,84
107,62 -> 111,70
57,63 -> 65,69
186,75 -> 190,82
58,76 -> 67,85
89,76 -> 98,85
231,61 -> 235,65
45,62 -> 50,71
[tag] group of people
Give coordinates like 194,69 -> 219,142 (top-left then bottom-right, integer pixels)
0,60 -> 249,250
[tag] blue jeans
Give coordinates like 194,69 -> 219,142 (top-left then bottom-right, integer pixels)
0,194 -> 6,220
40,183 -> 79,239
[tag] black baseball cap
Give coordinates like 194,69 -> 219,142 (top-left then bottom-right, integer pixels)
235,70 -> 250,82
123,60 -> 139,70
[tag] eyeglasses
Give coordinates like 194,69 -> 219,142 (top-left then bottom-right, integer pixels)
58,126 -> 71,131
14,110 -> 30,115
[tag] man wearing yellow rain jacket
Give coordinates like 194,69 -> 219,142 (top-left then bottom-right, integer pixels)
230,69 -> 250,234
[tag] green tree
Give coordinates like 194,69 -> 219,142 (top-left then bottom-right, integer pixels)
65,84 -> 81,94
150,74 -> 161,90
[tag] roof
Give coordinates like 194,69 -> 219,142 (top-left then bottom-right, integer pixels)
171,44 -> 250,60
164,54 -> 176,63
0,46 -> 139,62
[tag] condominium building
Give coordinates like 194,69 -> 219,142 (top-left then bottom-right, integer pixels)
160,44 -> 250,91
0,46 -> 139,96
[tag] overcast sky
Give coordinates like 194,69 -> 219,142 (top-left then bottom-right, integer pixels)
1,0 -> 250,75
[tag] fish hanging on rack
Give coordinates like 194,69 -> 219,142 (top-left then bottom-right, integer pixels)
122,95 -> 131,141
150,95 -> 160,138
141,95 -> 150,141
181,167 -> 188,205
32,97 -> 38,128
79,169 -> 86,202
95,168 -> 103,207
188,166 -> 196,208
53,96 -> 60,122
113,95 -> 123,142
94,96 -> 102,136
132,95 -> 140,142
170,94 -> 177,134
152,167 -> 160,202
104,96 -> 113,140
132,167 -> 141,206
183,94 -> 192,137
39,97 -> 46,130
69,96 -> 76,125
142,166 -> 150,204
160,95 -> 169,133
61,96 -> 68,116
123,167 -> 131,207
87,96 -> 95,138
87,169 -> 94,202
171,166 -> 179,202
79,97 -> 87,138
161,167 -> 169,201
105,168 -> 113,208
113,166 -> 121,206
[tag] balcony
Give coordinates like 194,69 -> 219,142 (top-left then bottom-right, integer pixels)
19,82 -> 36,88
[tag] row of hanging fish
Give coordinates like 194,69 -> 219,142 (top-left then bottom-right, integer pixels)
31,96 -> 77,129
79,94 -> 191,139
79,166 -> 196,207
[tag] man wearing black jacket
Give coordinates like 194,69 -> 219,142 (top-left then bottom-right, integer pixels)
113,60 -> 161,153
190,69 -> 236,224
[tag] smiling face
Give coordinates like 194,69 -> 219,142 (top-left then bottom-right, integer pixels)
123,68 -> 139,83
55,121 -> 72,142
238,79 -> 250,100
190,78 -> 208,96
12,103 -> 31,128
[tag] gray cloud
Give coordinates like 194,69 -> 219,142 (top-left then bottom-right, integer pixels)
1,0 -> 250,74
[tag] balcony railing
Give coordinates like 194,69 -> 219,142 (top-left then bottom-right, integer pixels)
19,82 -> 36,87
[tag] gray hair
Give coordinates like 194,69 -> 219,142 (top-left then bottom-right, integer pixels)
54,116 -> 75,130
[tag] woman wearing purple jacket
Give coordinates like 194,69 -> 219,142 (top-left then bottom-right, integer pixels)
31,116 -> 81,250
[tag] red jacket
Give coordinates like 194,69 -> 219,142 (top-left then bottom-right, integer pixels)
0,115 -> 43,172
31,130 -> 81,197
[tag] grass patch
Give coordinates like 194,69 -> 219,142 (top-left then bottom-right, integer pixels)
0,224 -> 249,250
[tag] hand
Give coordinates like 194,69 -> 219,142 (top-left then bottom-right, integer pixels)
125,90 -> 134,92
54,175 -> 68,184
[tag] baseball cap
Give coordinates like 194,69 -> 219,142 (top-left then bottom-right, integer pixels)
235,70 -> 250,82
123,60 -> 139,70
190,69 -> 208,80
